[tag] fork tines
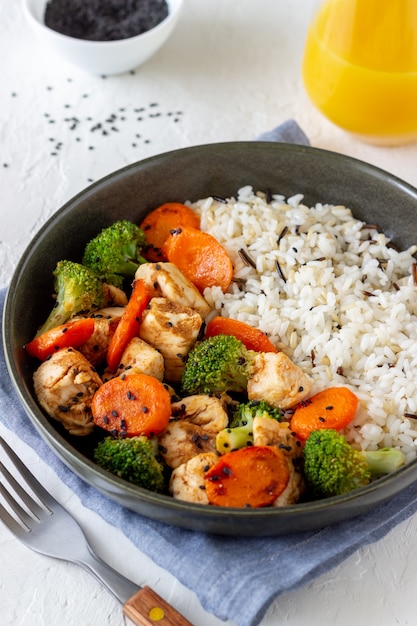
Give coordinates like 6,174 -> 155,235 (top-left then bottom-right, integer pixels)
0,435 -> 52,533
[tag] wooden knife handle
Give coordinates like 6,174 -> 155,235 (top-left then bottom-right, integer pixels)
123,586 -> 194,626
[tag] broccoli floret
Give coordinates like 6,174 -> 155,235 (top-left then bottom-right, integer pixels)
181,334 -> 255,395
303,429 -> 406,499
36,260 -> 105,337
82,220 -> 147,288
364,447 -> 406,477
303,429 -> 372,498
93,435 -> 165,493
216,399 -> 284,453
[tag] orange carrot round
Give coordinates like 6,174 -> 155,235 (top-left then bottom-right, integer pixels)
25,318 -> 95,361
290,386 -> 359,441
162,226 -> 233,293
92,372 -> 171,437
106,278 -> 150,373
204,445 -> 290,508
140,202 -> 200,262
205,316 -> 278,353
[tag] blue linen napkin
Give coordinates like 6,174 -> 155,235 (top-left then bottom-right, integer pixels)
2,121 -> 417,626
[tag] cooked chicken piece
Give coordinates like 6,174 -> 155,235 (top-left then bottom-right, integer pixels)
253,416 -> 305,505
139,297 -> 203,383
159,421 -> 217,469
33,347 -> 102,436
170,394 -> 230,432
159,394 -> 229,469
135,262 -> 211,319
102,283 -> 129,306
114,336 -> 164,380
247,352 -> 311,410
169,451 -> 219,504
74,307 -> 125,366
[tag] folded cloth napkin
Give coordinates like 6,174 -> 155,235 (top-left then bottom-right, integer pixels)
2,121 -> 417,626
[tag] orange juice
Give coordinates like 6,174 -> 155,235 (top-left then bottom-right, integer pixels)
302,0 -> 417,144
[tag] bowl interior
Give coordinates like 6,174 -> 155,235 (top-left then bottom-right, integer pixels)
4,142 -> 417,535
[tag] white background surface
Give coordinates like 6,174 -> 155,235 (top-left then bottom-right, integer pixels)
1,1 -> 417,625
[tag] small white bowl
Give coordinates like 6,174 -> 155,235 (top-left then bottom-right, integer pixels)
23,0 -> 183,75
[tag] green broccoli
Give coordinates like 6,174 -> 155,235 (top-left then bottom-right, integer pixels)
364,447 -> 406,478
36,259 -> 105,337
93,435 -> 165,493
181,334 -> 256,395
303,429 -> 406,498
82,220 -> 147,288
216,399 -> 284,453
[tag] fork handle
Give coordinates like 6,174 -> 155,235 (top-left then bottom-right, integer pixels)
123,586 -> 193,625
80,548 -> 192,624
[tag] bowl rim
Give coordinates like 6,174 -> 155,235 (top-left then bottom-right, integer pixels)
4,140 -> 417,534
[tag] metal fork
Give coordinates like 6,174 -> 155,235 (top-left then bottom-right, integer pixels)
0,435 -> 192,626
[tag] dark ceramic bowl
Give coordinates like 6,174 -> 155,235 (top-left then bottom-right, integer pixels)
4,142 -> 417,536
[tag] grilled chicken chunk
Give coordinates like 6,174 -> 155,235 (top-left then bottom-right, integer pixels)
247,351 -> 311,410
114,336 -> 165,380
169,451 -> 219,504
159,421 -> 217,470
170,394 -> 230,431
253,416 -> 305,505
33,347 -> 102,436
159,394 -> 229,469
102,284 -> 128,307
135,261 -> 211,319
139,297 -> 203,382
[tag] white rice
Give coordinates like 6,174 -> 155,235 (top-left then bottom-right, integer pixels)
189,186 -> 417,464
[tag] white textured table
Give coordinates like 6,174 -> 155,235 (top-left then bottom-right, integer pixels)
2,2 -> 417,625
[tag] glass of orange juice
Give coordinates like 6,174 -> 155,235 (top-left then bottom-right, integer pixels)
302,0 -> 417,145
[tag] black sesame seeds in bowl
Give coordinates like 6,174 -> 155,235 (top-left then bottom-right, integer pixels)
23,0 -> 184,75
44,0 -> 169,42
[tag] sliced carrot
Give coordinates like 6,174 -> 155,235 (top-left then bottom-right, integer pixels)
106,279 -> 150,372
290,386 -> 359,441
204,445 -> 290,508
140,202 -> 201,262
162,226 -> 233,293
25,318 -> 95,361
205,316 -> 278,353
92,372 -> 171,437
